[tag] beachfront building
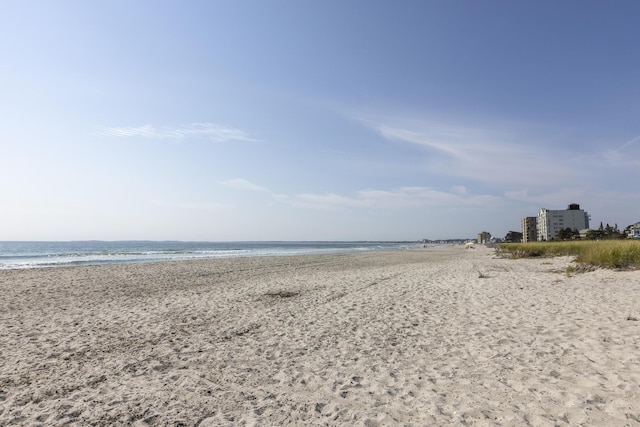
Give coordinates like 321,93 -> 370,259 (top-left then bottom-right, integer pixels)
477,231 -> 491,244
579,228 -> 593,239
521,217 -> 537,243
537,203 -> 590,241
625,222 -> 640,238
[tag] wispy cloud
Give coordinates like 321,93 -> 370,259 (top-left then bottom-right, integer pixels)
613,134 -> 640,152
284,186 -> 506,212
97,122 -> 256,142
599,134 -> 640,167
221,178 -> 504,211
151,199 -> 231,211
218,178 -> 269,192
358,115 -> 578,187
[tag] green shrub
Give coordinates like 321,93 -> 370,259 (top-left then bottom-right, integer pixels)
499,240 -> 640,269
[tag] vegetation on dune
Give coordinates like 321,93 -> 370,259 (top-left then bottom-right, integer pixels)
499,240 -> 640,269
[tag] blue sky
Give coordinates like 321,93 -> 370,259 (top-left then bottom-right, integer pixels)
2,1 -> 639,241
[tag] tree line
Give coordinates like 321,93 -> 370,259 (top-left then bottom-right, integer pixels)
555,222 -> 624,240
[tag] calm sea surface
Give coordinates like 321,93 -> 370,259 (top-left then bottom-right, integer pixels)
0,241 -> 429,270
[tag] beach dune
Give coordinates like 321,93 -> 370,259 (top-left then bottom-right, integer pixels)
1,246 -> 639,425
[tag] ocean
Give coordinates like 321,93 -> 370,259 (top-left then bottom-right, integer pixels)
0,241 -> 428,270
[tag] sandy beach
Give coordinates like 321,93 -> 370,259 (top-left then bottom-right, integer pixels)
1,245 -> 639,426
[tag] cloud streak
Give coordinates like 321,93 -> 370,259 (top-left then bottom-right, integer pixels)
614,134 -> 640,152
218,178 -> 269,192
357,113 -> 640,220
151,199 -> 231,211
220,178 -> 504,211
598,134 -> 640,167
294,186 -> 511,212
97,123 -> 256,142
359,115 -> 579,188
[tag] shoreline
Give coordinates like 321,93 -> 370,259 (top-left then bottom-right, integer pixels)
1,246 -> 639,425
0,241 -> 434,271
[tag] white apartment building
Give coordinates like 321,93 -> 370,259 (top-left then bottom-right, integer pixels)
537,203 -> 590,241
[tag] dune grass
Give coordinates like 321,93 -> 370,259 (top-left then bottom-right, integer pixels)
499,240 -> 640,269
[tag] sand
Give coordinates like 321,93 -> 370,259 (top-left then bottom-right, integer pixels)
1,245 -> 639,426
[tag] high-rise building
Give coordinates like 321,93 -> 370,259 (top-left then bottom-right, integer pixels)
521,217 -> 537,242
537,203 -> 590,241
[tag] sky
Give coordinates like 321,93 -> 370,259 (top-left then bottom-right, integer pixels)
1,1 -> 639,241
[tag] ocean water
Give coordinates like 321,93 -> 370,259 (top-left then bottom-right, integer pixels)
0,241 -> 427,270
